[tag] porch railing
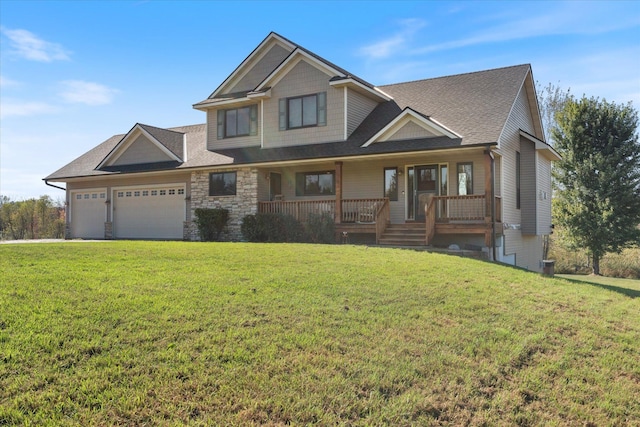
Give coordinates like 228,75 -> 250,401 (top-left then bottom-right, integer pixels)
258,200 -> 335,223
425,194 -> 502,244
258,198 -> 389,224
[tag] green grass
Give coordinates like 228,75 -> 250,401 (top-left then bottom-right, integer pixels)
1,242 -> 638,426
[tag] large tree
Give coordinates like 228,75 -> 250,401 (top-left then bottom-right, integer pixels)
552,96 -> 640,275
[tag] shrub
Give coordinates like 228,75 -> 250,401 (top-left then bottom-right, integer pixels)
194,208 -> 230,241
241,213 -> 306,243
306,213 -> 335,244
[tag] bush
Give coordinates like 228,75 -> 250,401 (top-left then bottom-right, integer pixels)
194,208 -> 230,241
306,213 -> 335,244
241,213 -> 306,243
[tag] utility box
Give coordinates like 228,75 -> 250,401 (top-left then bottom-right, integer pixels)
542,260 -> 555,276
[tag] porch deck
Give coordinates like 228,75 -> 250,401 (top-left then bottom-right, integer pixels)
258,194 -> 501,246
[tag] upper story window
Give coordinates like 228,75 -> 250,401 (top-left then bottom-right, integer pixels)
217,105 -> 257,139
279,92 -> 326,130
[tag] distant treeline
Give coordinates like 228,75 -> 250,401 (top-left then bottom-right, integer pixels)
0,196 -> 65,240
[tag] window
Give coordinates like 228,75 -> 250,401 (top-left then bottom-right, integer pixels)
169,189 -> 175,195
384,167 -> 398,201
134,191 -> 140,197
117,192 -> 124,198
296,171 -> 335,196
217,105 -> 257,139
209,172 -> 237,196
178,188 -> 184,195
159,190 -> 166,196
279,92 -> 326,130
516,151 -> 521,209
151,190 -> 158,196
457,163 -> 473,195
142,190 -> 149,196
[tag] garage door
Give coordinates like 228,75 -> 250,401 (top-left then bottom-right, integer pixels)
113,185 -> 185,239
71,190 -> 106,239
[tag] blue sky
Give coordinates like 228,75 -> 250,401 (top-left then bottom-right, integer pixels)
1,0 -> 639,201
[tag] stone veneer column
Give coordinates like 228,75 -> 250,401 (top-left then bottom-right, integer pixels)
189,168 -> 259,241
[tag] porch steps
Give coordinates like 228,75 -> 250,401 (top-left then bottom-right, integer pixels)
378,223 -> 426,246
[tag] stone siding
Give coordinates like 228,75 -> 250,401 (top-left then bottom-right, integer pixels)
105,222 -> 113,239
190,168 -> 259,241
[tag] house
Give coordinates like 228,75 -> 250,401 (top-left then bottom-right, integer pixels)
44,32 -> 560,272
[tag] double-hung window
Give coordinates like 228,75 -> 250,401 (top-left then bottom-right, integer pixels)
279,92 -> 326,130
217,105 -> 257,139
209,172 -> 237,196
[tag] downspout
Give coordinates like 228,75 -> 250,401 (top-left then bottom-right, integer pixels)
490,154 -> 497,262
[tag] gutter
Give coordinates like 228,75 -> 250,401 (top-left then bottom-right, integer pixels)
44,179 -> 66,192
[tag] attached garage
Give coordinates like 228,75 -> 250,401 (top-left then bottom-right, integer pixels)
112,185 -> 185,239
70,189 -> 107,239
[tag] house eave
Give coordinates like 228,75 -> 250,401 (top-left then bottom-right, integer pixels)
329,78 -> 392,102
519,129 -> 561,161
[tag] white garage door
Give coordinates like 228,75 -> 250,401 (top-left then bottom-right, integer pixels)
113,185 -> 185,239
71,190 -> 106,239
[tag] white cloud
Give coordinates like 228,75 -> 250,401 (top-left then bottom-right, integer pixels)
413,4 -> 640,55
1,27 -> 71,62
0,101 -> 59,119
359,18 -> 427,60
59,80 -> 118,106
0,75 -> 21,88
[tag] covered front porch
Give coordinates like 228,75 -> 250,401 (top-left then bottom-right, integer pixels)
255,147 -> 501,248
258,194 -> 501,245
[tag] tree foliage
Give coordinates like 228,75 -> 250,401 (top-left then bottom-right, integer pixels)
537,81 -> 572,144
552,96 -> 640,274
0,195 -> 65,240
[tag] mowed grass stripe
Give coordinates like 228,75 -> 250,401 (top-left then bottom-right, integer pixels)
1,241 -> 638,426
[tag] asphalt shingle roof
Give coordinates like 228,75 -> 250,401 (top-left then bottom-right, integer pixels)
45,64 -> 530,181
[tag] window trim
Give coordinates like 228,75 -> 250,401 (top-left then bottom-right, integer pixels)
209,172 -> 237,197
295,170 -> 335,196
384,167 -> 398,201
456,162 -> 473,195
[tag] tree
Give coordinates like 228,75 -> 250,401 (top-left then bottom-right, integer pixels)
537,81 -> 572,144
552,96 -> 640,275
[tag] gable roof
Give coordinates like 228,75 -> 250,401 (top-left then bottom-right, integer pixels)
378,64 -> 532,146
193,32 -> 385,109
95,123 -> 185,169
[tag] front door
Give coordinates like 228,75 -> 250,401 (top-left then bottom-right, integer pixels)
415,165 -> 438,221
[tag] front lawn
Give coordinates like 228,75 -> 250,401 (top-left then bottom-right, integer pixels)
1,242 -> 638,425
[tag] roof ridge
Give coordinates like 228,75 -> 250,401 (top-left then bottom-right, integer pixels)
137,123 -> 185,135
380,63 -> 531,88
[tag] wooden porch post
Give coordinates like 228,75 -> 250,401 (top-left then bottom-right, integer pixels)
335,161 -> 342,224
